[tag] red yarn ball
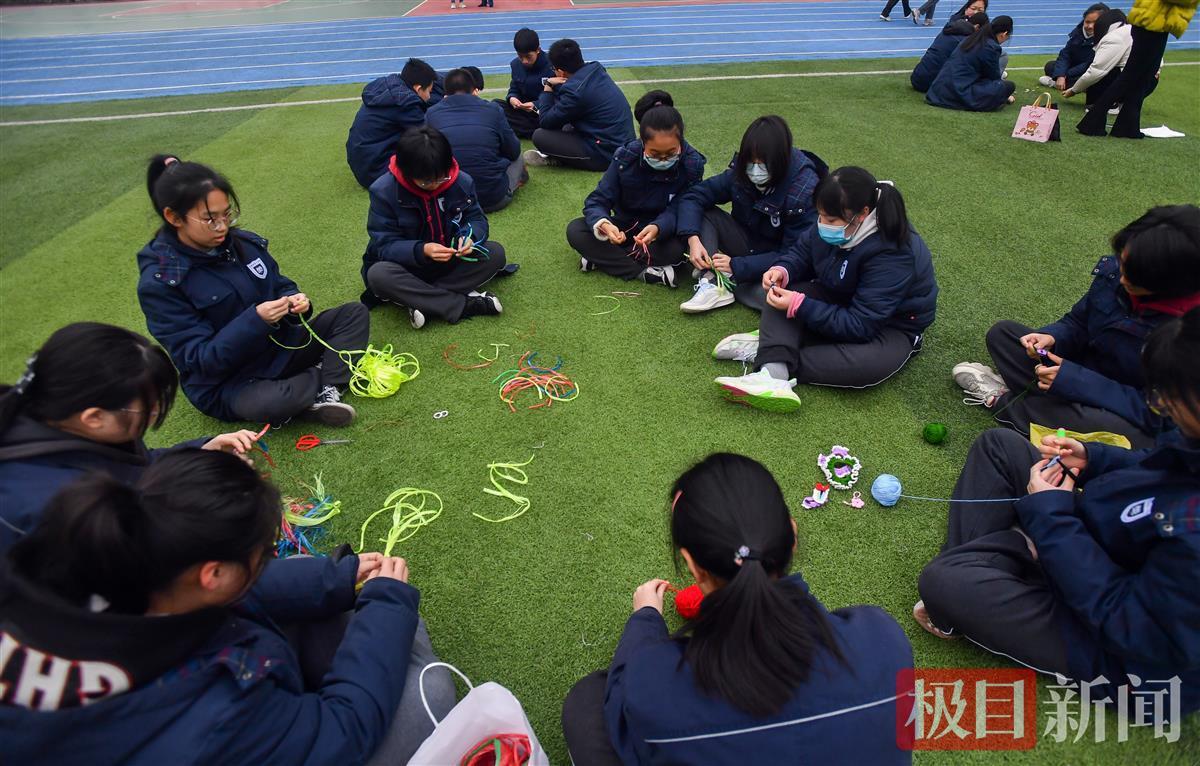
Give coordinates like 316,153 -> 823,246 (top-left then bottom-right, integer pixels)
673,584 -> 704,620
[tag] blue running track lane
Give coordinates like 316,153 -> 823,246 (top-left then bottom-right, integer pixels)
1,0 -> 1197,104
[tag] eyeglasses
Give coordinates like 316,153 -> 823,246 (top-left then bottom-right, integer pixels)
414,177 -> 451,190
187,209 -> 241,231
1146,388 -> 1168,417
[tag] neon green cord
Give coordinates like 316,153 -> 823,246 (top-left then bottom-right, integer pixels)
357,487 -> 443,555
270,313 -> 419,398
474,456 -> 535,523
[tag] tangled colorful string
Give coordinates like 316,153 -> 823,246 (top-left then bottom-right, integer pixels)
492,351 -> 579,412
278,474 -> 342,558
270,313 -> 419,398
357,487 -> 443,555
443,342 -> 510,371
475,456 -> 535,523
451,221 -> 491,262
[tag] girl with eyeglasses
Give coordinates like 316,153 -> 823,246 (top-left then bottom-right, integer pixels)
0,322 -> 260,552
953,205 -> 1200,449
915,308 -> 1200,716
137,155 -> 370,427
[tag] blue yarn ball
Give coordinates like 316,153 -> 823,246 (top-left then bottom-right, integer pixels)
871,474 -> 903,507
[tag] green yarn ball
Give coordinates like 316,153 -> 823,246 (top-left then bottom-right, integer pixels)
923,422 -> 948,445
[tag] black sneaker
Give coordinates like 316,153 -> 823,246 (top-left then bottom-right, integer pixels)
304,386 -> 356,427
642,264 -> 677,287
463,291 -> 503,319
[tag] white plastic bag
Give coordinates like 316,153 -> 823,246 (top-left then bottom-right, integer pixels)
407,662 -> 550,766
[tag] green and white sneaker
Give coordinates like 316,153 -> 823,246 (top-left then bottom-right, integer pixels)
713,330 -> 759,362
714,369 -> 801,413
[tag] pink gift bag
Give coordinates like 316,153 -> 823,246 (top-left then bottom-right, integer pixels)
1011,93 -> 1060,143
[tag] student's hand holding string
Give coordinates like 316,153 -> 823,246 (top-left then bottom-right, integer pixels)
363,556 -> 409,584
599,221 -> 626,245
520,101 -> 537,112
765,285 -> 797,312
633,579 -> 670,614
423,242 -> 456,262
687,236 -> 709,271
634,224 -> 658,247
1028,458 -> 1076,494
1035,352 -> 1063,390
1038,433 -> 1088,474
287,293 -> 310,314
762,266 -> 787,291
509,96 -> 524,110
355,552 -> 383,583
710,253 -> 732,275
202,430 -> 260,459
1062,89 -> 1075,99
1020,332 -> 1055,358
256,296 -> 292,324
454,237 -> 475,257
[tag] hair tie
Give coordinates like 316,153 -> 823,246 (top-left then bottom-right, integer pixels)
733,545 -> 758,566
671,490 -> 683,513
163,156 -> 180,167
12,354 -> 36,396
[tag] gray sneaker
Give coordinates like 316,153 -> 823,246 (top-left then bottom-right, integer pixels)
523,149 -> 557,167
952,362 -> 1007,407
305,386 -> 356,427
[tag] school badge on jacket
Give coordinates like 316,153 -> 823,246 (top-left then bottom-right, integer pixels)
1120,497 -> 1155,523
246,258 -> 268,279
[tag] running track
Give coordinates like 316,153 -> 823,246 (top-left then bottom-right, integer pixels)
1,0 -> 1197,105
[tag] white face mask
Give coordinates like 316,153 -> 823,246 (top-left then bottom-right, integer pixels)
746,163 -> 771,187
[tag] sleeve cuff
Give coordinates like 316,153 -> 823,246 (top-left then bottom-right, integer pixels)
785,291 -> 806,319
593,218 -> 613,241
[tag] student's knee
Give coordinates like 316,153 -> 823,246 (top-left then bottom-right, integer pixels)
566,217 -> 593,250
1043,61 -> 1056,77
531,128 -> 552,152
365,261 -> 403,295
917,557 -> 963,626
985,319 -> 1025,355
562,670 -> 608,730
483,241 -> 506,268
232,371 -> 320,423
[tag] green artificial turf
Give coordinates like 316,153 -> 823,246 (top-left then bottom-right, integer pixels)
2,55 -> 1199,763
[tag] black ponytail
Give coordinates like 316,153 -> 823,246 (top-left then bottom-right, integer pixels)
634,89 -> 674,124
9,449 -> 281,614
146,153 -> 239,229
0,322 -> 177,437
962,14 -> 1012,51
670,453 -> 844,717
1092,8 -> 1126,42
1142,308 -> 1200,416
814,166 -> 910,244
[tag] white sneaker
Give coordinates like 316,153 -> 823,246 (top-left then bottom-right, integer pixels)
642,264 -> 676,287
580,257 -> 596,273
409,308 -> 426,330
1038,75 -> 1055,87
1002,70 -> 1008,80
1108,106 -> 1121,116
680,279 -> 733,313
713,330 -> 759,362
714,369 -> 801,413
952,362 -> 1007,407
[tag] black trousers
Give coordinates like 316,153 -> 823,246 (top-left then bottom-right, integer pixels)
1077,25 -> 1168,138
532,127 -> 610,171
481,157 -> 528,214
230,302 -> 370,423
495,99 -> 540,139
985,320 -> 1154,448
755,281 -> 921,388
566,217 -> 686,280
365,244 -> 506,323
562,670 -> 623,766
695,208 -> 772,309
917,428 -> 1073,675
881,0 -> 912,17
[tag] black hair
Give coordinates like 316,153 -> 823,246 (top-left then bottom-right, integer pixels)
395,125 -> 454,181
463,65 -> 484,91
0,322 -> 177,437
400,57 -> 437,89
513,27 -> 540,55
962,13 -> 1012,50
670,454 -> 844,717
634,90 -> 673,123
639,106 -> 685,143
1092,8 -> 1126,41
815,166 -> 911,244
951,0 -> 988,20
968,11 -> 989,27
1083,3 -> 1111,18
146,154 -> 239,229
1142,308 -> 1200,417
1113,205 -> 1200,298
10,450 -> 280,614
548,38 -> 585,74
443,67 -> 477,95
733,115 -> 792,190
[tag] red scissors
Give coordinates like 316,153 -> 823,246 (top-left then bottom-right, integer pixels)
295,434 -> 352,451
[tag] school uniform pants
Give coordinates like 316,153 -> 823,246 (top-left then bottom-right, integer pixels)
481,157 -> 529,214
1077,24 -> 1168,138
694,208 -> 772,310
230,302 -> 370,423
495,99 -> 541,139
917,428 -> 1073,676
531,127 -> 610,171
365,244 -> 507,323
881,0 -> 912,17
985,320 -> 1155,448
565,217 -> 687,280
562,670 -> 624,766
754,282 -> 922,388
916,0 -> 938,18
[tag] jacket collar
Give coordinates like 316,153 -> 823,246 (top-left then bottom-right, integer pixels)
1129,291 -> 1200,318
1143,431 -> 1200,474
0,415 -> 150,466
389,156 -> 460,200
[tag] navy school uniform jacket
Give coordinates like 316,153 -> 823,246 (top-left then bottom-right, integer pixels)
425,94 -> 521,210
926,38 -> 1011,112
0,416 -> 207,553
137,228 -> 313,422
604,574 -> 914,765
676,148 -> 824,284
911,19 -> 976,93
1052,23 -> 1099,80
1015,431 -> 1200,714
582,139 -> 707,238
773,224 -> 939,342
346,74 -> 428,188
1037,255 -> 1194,437
362,158 -> 488,302
507,51 -> 554,104
0,555 -> 423,765
536,61 -> 635,164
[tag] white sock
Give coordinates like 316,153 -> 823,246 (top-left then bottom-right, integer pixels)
761,363 -> 789,381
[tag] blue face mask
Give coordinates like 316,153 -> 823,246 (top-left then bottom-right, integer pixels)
644,153 -> 679,171
817,215 -> 858,246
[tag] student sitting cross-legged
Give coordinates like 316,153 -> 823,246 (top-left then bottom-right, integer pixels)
910,4 -> 987,93
497,27 -> 554,139
565,91 -> 706,288
0,449 -> 457,766
915,309 -> 1200,717
712,167 -> 938,413
346,58 -> 439,189
926,15 -> 1017,111
361,126 -> 508,329
426,67 -> 526,214
953,204 -> 1200,449
525,38 -> 635,171
562,453 -> 914,766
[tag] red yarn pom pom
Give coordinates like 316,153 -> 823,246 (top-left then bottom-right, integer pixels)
673,584 -> 704,620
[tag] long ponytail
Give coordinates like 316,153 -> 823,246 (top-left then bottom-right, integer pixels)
814,166 -> 910,245
963,14 -> 1012,51
670,454 -> 844,717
